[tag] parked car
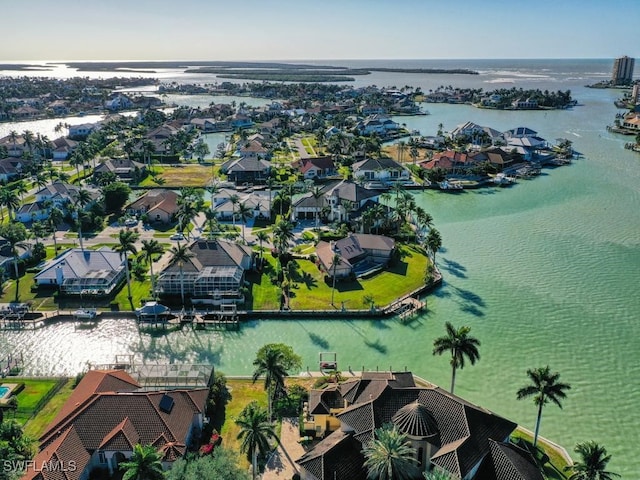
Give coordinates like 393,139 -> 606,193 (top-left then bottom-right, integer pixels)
170,232 -> 185,241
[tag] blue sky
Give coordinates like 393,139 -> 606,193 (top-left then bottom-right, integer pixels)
2,0 -> 639,61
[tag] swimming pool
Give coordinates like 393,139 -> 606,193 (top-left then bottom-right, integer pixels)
0,384 -> 18,400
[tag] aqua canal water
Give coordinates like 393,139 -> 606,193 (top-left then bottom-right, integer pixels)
1,60 -> 639,476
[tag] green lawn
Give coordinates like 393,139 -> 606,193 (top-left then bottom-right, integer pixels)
138,164 -> 217,187
248,245 -> 429,311
220,377 -> 315,469
4,378 -> 63,426
23,379 -> 75,439
245,255 -> 281,310
511,428 -> 570,480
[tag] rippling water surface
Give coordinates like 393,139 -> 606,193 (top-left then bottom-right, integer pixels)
1,59 -> 639,476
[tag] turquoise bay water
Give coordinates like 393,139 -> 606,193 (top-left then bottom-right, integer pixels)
1,60 -> 639,476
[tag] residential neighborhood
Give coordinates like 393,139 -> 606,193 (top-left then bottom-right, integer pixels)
0,66 -> 607,480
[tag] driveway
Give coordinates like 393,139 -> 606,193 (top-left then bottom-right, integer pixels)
263,417 -> 306,479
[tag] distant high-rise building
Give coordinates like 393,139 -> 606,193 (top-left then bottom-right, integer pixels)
612,56 -> 635,85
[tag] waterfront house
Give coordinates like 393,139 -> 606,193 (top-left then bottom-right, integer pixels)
291,180 -> 382,223
127,189 -> 179,224
352,157 -> 410,185
511,97 -> 539,109
0,134 -> 27,157
155,239 -> 254,305
68,123 -> 97,139
356,114 -> 400,136
23,369 -> 208,480
237,139 -> 269,160
104,94 -> 133,111
51,136 -> 79,160
220,156 -> 271,185
230,113 -> 254,129
621,111 -> 640,131
450,121 -> 503,146
419,150 -> 471,174
297,371 -> 543,480
34,247 -> 126,296
315,233 -> 395,279
93,158 -> 146,183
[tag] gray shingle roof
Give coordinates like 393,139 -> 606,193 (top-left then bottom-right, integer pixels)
35,248 -> 125,282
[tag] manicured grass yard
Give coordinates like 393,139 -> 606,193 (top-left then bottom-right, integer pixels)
5,378 -> 63,426
23,379 -> 75,439
220,377 -> 316,469
510,429 -> 570,480
138,164 -> 217,187
248,244 -> 429,311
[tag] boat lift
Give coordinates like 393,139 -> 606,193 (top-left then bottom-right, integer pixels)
319,352 -> 337,374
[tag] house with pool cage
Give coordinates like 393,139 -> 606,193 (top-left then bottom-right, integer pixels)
34,248 -> 126,296
155,239 -> 254,305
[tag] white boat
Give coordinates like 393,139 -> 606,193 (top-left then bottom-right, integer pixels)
492,173 -> 514,186
439,180 -> 463,190
73,308 -> 97,320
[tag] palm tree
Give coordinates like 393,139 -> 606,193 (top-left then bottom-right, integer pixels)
252,347 -> 288,421
229,194 -> 240,229
72,189 -> 92,251
432,321 -> 480,394
0,187 -> 19,221
237,201 -> 253,243
139,239 -> 164,300
115,229 -> 140,309
565,441 -> 620,480
330,252 -> 341,306
517,366 -> 571,448
4,226 -> 28,303
47,207 -> 65,253
255,230 -> 269,267
362,424 -> 419,480
169,242 -> 194,306
426,228 -> 442,265
235,401 -> 279,480
310,185 -> 324,229
272,219 -> 294,259
120,444 -> 165,480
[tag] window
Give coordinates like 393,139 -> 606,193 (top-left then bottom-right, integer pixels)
98,451 -> 106,464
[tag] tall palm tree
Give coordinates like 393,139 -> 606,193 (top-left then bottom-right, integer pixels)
47,207 -> 65,253
115,229 -> 140,309
0,187 -> 19,221
139,239 -> 164,300
236,201 -> 253,243
252,347 -> 288,421
235,401 -> 279,480
310,185 -> 324,230
330,252 -> 341,306
255,230 -> 269,267
272,219 -> 294,258
168,242 -> 194,306
362,424 -> 419,480
2,224 -> 28,303
517,366 -> 571,447
432,321 -> 480,394
426,228 -> 442,265
120,444 -> 165,480
72,188 -> 92,251
565,441 -> 620,480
